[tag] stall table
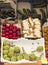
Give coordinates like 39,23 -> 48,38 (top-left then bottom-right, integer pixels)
4,62 -> 42,65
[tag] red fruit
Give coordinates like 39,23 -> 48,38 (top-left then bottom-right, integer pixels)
9,26 -> 13,30
2,33 -> 5,37
17,28 -> 20,31
2,26 -> 6,30
10,24 -> 13,26
9,31 -> 13,34
5,32 -> 9,35
5,35 -> 9,38
6,24 -> 9,28
13,29 -> 16,32
17,36 -> 21,38
6,28 -> 9,31
13,26 -> 17,29
13,33 -> 17,36
12,36 -> 16,39
17,31 -> 21,36
2,22 -> 6,26
46,53 -> 48,59
9,24 -> 13,30
9,34 -> 12,39
2,30 -> 5,33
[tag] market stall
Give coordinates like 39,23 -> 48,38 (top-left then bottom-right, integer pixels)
0,0 -> 48,65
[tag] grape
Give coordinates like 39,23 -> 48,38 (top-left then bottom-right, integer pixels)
8,51 -> 14,57
3,50 -> 8,55
10,44 -> 14,47
29,54 -> 36,61
37,46 -> 43,52
3,46 -> 9,50
3,41 -> 10,46
11,56 -> 16,61
14,46 -> 20,53
17,54 -> 23,60
32,46 -> 43,52
23,53 -> 29,60
36,56 -> 41,61
3,55 -> 8,59
4,57 -> 10,61
9,47 -> 14,52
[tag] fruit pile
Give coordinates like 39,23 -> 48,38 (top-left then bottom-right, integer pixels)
32,46 -> 43,52
3,41 -> 43,61
2,23 -> 21,39
22,17 -> 41,38
43,26 -> 48,51
46,53 -> 48,59
3,41 -> 21,61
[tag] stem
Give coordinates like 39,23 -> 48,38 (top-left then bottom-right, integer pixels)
40,53 -> 43,58
22,47 -> 26,54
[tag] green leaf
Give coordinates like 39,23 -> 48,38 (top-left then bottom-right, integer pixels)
40,9 -> 46,19
17,9 -> 27,16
